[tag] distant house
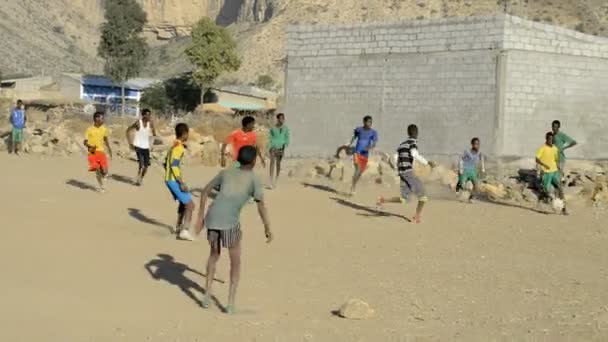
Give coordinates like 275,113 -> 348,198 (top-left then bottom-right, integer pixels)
1,73 -> 160,116
204,85 -> 278,112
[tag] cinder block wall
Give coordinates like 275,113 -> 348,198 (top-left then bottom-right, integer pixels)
286,16 -> 504,157
500,16 -> 608,159
286,15 -> 608,159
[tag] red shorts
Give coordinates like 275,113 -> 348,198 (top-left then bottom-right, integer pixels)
88,151 -> 108,172
353,153 -> 368,173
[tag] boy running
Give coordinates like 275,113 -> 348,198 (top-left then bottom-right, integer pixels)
194,145 -> 273,314
127,108 -> 157,186
221,116 -> 266,168
536,132 -> 568,215
349,115 -> 378,195
551,120 -> 577,172
456,137 -> 486,202
268,113 -> 290,188
9,100 -> 26,155
377,124 -> 435,224
165,123 -> 196,241
84,112 -> 113,192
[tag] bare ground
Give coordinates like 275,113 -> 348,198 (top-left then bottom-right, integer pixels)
1,154 -> 608,341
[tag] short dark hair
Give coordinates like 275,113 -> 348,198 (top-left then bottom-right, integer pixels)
242,116 -> 255,127
142,108 -> 151,115
363,115 -> 372,122
552,120 -> 561,127
276,112 -> 285,119
16,99 -> 23,104
175,123 -> 189,138
546,131 -> 554,139
407,124 -> 418,136
93,111 -> 104,119
471,137 -> 480,144
237,145 -> 257,165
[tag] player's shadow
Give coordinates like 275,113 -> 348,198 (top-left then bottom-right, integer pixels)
128,208 -> 174,232
479,197 -> 550,215
65,179 -> 97,192
144,253 -> 224,309
110,174 -> 138,186
302,182 -> 338,194
330,197 -> 411,222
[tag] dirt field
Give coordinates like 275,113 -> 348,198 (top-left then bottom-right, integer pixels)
1,153 -> 608,341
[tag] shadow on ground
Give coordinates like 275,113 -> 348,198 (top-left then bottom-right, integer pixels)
144,253 -> 224,310
128,208 -> 174,232
66,179 -> 97,192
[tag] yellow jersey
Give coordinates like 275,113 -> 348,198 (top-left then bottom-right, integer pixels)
536,144 -> 559,173
165,140 -> 185,181
85,125 -> 109,152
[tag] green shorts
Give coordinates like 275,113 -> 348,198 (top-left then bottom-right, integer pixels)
11,128 -> 23,143
459,169 -> 479,187
542,171 -> 561,192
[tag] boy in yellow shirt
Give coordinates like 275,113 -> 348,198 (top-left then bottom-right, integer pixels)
165,123 -> 196,241
84,112 -> 113,192
535,132 -> 567,215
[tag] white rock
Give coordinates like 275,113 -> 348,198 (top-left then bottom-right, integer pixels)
338,299 -> 374,320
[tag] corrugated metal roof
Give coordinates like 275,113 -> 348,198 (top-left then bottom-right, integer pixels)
63,73 -> 160,90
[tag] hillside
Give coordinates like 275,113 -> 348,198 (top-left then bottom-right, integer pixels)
2,0 -> 608,85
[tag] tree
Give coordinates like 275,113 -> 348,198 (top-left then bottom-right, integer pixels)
185,17 -> 241,93
98,0 -> 149,115
140,82 -> 170,114
255,74 -> 274,90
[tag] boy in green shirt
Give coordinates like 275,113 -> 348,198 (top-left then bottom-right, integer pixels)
194,145 -> 273,314
268,113 -> 290,188
551,120 -> 577,172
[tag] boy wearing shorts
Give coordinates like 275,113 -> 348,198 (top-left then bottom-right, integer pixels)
349,115 -> 378,195
536,132 -> 568,215
84,112 -> 113,192
221,116 -> 266,168
268,113 -> 290,188
456,137 -> 485,202
127,108 -> 157,186
165,123 -> 196,241
194,145 -> 273,314
377,124 -> 435,224
10,99 -> 26,155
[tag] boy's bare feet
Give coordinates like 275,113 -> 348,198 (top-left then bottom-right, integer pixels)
413,215 -> 421,224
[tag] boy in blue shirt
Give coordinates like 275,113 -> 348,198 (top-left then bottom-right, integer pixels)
9,100 -> 26,155
349,115 -> 378,195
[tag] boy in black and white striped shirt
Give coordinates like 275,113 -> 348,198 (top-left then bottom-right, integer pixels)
378,124 -> 435,224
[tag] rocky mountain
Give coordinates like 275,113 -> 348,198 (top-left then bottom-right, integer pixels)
1,0 -> 608,86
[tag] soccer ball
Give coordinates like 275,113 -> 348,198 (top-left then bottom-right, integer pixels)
551,198 -> 565,212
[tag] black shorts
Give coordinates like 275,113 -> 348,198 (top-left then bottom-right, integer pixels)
207,226 -> 242,249
135,147 -> 150,168
270,147 -> 285,160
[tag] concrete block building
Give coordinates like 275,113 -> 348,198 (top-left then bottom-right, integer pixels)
285,15 -> 608,159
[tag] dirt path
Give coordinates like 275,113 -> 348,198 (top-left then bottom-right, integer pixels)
1,154 -> 607,341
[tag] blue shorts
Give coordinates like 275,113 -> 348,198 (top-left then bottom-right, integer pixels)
166,181 -> 193,204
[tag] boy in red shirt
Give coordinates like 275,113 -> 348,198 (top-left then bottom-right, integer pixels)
221,116 -> 266,168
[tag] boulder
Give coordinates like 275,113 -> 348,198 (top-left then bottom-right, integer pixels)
522,188 -> 539,203
338,299 -> 374,320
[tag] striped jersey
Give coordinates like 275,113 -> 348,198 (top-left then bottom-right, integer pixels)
165,140 -> 185,181
397,138 -> 418,174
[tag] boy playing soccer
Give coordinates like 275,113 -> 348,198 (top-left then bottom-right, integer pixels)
268,113 -> 290,188
377,124 -> 435,224
165,123 -> 196,241
221,116 -> 266,168
456,137 -> 486,202
536,132 -> 568,215
349,115 -> 378,195
127,108 -> 157,186
194,145 -> 273,314
84,112 -> 113,192
10,99 -> 26,155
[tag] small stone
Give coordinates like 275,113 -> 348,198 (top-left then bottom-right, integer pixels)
338,299 -> 374,320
